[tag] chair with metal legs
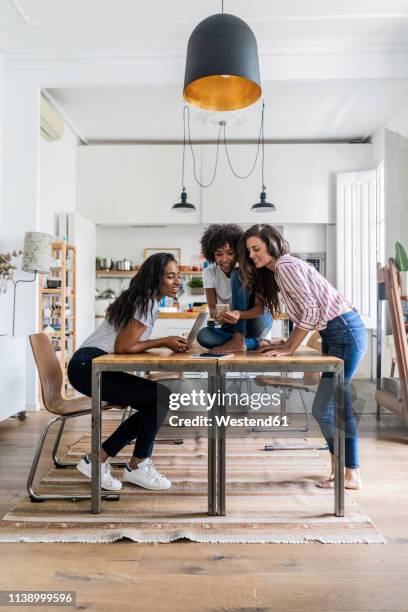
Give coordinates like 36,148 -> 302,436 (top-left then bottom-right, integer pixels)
28,333 -> 129,502
253,332 -> 322,446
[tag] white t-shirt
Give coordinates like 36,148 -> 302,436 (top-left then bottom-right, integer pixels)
202,264 -> 232,307
80,299 -> 160,353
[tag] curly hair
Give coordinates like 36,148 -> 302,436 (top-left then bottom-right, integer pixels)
200,224 -> 243,263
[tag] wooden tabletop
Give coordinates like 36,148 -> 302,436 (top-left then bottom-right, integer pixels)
216,346 -> 343,366
92,346 -> 218,365
92,346 -> 342,367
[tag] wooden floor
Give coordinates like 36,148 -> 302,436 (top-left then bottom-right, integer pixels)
1,383 -> 408,611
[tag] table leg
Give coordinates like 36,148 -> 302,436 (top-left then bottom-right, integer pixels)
334,366 -> 345,517
217,368 -> 226,516
208,373 -> 217,516
91,366 -> 102,514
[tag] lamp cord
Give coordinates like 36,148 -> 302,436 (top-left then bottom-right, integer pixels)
181,105 -> 186,190
185,105 -> 222,188
183,101 -> 265,189
222,101 -> 264,180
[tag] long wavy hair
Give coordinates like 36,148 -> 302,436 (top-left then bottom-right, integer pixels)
106,252 -> 176,331
238,224 -> 290,316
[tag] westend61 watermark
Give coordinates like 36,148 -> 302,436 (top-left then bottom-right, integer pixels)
168,390 -> 289,428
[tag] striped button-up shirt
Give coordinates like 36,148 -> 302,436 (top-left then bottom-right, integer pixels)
274,254 -> 352,331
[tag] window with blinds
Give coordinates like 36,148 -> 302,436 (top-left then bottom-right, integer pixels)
336,170 -> 377,328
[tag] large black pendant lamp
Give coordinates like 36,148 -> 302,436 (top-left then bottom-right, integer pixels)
183,6 -> 262,111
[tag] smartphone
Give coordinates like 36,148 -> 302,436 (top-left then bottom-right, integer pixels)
192,352 -> 233,359
215,304 -> 229,316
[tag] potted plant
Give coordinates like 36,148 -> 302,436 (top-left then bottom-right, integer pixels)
395,241 -> 408,295
0,250 -> 21,296
188,276 -> 204,295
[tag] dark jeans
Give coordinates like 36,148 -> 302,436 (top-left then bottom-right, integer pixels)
312,311 -> 368,468
67,347 -> 170,459
197,269 -> 273,350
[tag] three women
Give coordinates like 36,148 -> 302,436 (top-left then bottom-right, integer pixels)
68,224 -> 367,491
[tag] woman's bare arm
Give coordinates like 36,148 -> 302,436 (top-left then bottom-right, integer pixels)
114,320 -> 187,354
204,288 -> 217,318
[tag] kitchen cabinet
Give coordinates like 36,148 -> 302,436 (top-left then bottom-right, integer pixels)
201,143 -> 373,225
78,145 -> 202,225
78,142 -> 372,226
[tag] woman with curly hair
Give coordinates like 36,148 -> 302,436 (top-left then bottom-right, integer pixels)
197,223 -> 272,352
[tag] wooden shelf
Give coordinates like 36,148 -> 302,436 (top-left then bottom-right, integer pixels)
96,270 -> 135,278
96,269 -> 204,279
39,241 -> 76,400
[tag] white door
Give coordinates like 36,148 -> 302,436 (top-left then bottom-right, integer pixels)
336,170 -> 377,328
68,212 -> 96,345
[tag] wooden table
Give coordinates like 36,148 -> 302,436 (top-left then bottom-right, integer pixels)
217,348 -> 345,517
91,347 -> 345,518
91,348 -> 218,515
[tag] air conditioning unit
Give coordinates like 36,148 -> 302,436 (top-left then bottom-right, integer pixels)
40,95 -> 64,142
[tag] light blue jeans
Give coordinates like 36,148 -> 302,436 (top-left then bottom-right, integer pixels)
197,269 -> 272,350
312,311 -> 368,468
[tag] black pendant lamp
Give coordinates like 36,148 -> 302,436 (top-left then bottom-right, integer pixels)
251,190 -> 276,213
172,107 -> 196,213
183,7 -> 262,111
172,190 -> 196,213
251,102 -> 276,212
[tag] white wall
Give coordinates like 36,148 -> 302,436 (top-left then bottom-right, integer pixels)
39,121 -> 78,236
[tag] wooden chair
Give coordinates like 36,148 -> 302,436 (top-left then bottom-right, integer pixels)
253,331 -> 321,432
375,259 -> 408,424
28,333 -> 128,502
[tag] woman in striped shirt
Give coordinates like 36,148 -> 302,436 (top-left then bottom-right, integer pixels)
240,224 -> 368,489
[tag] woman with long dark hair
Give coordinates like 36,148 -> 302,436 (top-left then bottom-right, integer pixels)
239,224 -> 368,490
68,253 -> 187,492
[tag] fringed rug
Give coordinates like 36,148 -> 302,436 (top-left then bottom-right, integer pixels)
0,434 -> 384,544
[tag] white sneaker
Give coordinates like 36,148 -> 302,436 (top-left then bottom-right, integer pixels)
123,458 -> 171,491
77,455 -> 122,491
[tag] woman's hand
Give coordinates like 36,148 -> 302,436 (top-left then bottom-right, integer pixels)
259,338 -> 286,351
218,309 -> 241,324
260,344 -> 295,357
164,336 -> 188,353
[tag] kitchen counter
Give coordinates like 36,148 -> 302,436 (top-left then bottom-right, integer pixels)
95,311 -> 199,320
95,311 -> 289,320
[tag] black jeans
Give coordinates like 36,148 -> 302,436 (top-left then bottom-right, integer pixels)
67,347 -> 170,459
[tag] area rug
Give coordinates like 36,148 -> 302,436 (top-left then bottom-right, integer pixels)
0,433 -> 384,544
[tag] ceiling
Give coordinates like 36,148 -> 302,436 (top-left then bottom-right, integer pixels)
47,80 -> 408,143
3,0 -> 408,142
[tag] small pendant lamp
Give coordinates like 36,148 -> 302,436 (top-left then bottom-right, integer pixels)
251,190 -> 276,213
183,10 -> 262,112
172,107 -> 196,213
172,190 -> 196,213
